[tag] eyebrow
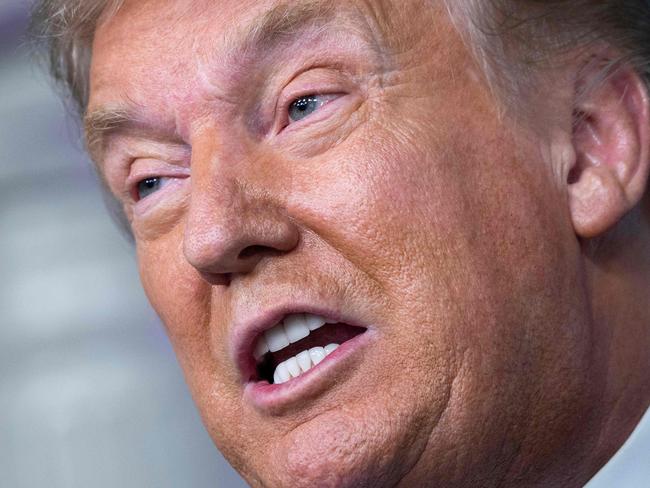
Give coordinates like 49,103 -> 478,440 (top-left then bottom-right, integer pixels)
85,0 -> 375,161
84,105 -> 136,157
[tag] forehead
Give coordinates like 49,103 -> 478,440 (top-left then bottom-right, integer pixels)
90,0 -> 392,96
86,0 -> 480,166
88,0 -> 403,139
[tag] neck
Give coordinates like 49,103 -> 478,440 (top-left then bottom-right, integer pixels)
584,197 -> 650,479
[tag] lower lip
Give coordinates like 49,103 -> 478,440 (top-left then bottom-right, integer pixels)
243,330 -> 374,413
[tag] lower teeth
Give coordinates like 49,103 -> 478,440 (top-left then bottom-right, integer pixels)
273,344 -> 339,384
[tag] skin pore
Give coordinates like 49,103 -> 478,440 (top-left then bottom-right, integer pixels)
87,0 -> 650,487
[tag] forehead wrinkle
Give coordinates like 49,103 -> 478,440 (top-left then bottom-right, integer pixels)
196,0 -> 388,90
231,0 -> 341,59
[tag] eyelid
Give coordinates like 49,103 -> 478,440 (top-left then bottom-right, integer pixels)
264,65 -> 360,135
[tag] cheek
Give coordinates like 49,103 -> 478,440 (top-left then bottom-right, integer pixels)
292,99 -> 593,472
130,183 -> 190,242
136,230 -> 220,381
136,233 -> 254,463
137,228 -> 203,327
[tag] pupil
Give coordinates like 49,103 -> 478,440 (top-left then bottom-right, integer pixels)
138,177 -> 161,199
289,96 -> 319,122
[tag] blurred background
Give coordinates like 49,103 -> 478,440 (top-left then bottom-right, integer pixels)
0,2 -> 246,486
2,2 -> 648,488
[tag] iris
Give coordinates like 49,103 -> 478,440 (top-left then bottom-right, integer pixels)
137,177 -> 162,200
288,95 -> 327,123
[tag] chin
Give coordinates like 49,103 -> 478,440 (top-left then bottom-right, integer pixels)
222,396 -> 436,488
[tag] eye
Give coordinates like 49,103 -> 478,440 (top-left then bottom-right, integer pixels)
136,177 -> 165,200
287,94 -> 337,124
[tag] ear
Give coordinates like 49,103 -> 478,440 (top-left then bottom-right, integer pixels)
568,60 -> 650,239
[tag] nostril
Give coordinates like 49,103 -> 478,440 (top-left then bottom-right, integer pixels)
184,211 -> 300,275
238,245 -> 275,260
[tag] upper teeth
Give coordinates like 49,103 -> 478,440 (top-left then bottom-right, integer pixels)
254,313 -> 336,360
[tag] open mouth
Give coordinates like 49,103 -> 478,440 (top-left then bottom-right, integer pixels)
252,313 -> 366,385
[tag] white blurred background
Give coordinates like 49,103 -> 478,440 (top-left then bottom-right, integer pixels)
0,1 -> 246,486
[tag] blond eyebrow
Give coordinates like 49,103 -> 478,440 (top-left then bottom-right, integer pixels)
84,105 -> 134,157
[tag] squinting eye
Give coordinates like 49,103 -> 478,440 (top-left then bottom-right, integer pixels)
288,94 -> 335,124
136,177 -> 164,200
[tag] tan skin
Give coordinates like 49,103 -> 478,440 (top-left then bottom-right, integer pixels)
88,0 -> 650,486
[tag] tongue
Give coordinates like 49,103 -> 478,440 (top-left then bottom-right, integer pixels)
269,323 -> 365,365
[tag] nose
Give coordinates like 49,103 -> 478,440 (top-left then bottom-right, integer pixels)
183,175 -> 300,280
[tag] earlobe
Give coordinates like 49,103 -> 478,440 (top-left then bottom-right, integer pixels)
568,60 -> 650,239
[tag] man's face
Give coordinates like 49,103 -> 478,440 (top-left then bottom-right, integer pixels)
89,1 -> 599,486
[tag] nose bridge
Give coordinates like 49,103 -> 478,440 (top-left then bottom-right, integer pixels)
182,131 -> 299,278
185,131 -> 242,240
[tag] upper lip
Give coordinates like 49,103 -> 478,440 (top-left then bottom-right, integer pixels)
231,300 -> 366,383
